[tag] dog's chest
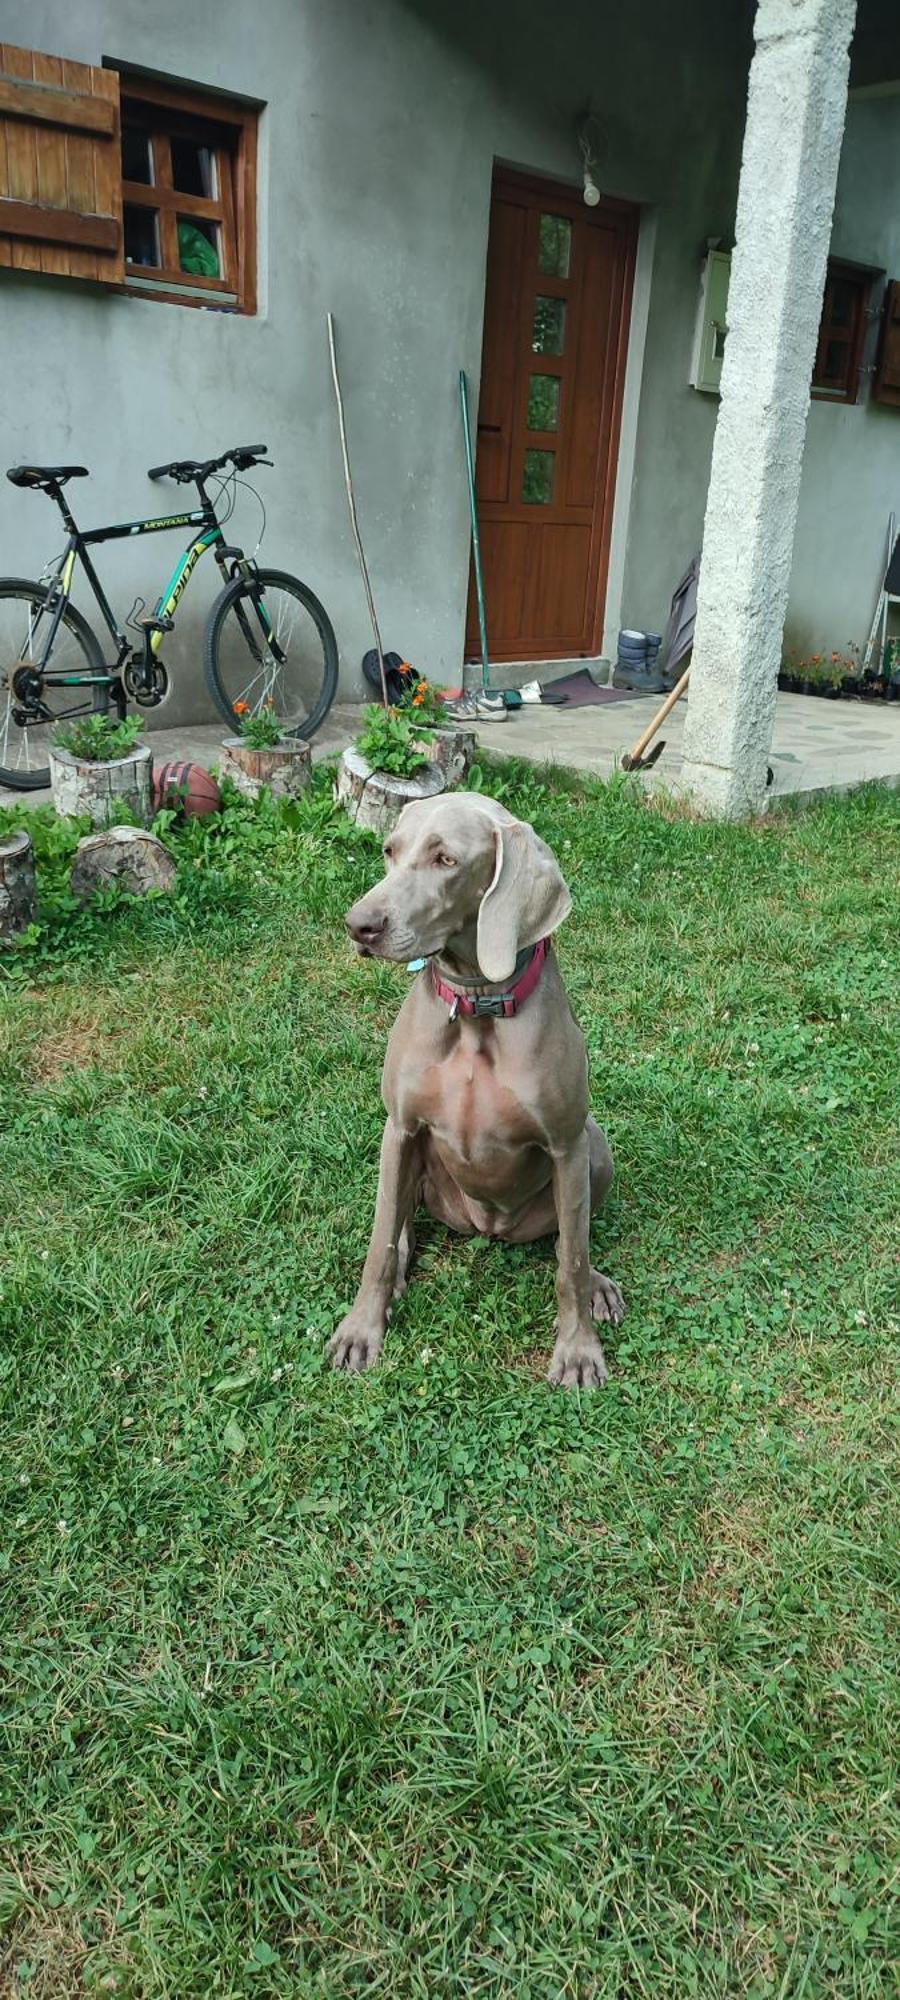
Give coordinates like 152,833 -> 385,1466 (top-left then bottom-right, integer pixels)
407,1042 -> 542,1165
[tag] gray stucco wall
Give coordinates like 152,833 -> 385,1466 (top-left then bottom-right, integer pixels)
787,90 -> 900,657
0,0 -> 753,722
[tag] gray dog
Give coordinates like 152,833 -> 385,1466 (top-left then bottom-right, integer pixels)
334,792 -> 624,1386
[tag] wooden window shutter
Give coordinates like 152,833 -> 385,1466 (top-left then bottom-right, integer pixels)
0,43 -> 123,282
874,280 -> 900,408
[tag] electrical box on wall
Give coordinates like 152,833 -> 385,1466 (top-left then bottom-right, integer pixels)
690,248 -> 731,395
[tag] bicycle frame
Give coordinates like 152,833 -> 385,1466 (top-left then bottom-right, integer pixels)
34,496 -> 228,704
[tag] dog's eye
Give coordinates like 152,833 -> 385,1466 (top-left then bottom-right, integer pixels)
383,844 -> 395,864
434,852 -> 457,868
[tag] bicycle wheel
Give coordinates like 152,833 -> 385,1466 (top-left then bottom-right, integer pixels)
204,569 -> 339,739
0,578 -> 107,790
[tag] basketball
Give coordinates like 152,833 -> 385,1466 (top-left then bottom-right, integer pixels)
152,760 -> 222,819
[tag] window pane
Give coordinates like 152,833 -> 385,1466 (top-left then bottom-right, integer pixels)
171,137 -> 216,199
124,204 -> 160,267
532,296 -> 566,356
178,217 -> 221,278
523,449 -> 555,504
538,213 -> 571,279
121,125 -> 153,185
821,338 -> 850,390
828,279 -> 856,329
527,374 -> 561,431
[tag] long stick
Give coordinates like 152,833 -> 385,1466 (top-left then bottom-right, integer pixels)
621,666 -> 691,770
459,370 -> 491,692
327,312 -> 389,707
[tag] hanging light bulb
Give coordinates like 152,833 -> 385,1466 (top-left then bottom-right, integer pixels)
576,107 -> 604,209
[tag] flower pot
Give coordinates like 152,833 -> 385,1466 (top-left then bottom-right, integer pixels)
336,746 -> 444,834
219,735 -> 312,801
48,742 -> 152,827
409,724 -> 476,787
0,829 -> 37,945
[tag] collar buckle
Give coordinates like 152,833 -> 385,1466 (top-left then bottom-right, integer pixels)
472,992 -> 508,1018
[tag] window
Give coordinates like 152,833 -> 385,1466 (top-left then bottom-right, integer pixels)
118,75 -> 258,312
0,44 -> 259,309
812,260 -> 880,404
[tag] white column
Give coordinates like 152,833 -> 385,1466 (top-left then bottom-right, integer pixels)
680,0 -> 857,816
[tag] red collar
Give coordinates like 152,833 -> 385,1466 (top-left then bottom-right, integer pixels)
431,938 -> 549,1020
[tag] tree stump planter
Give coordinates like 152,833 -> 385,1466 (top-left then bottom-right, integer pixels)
219,736 -> 312,801
336,747 -> 445,834
48,743 -> 152,828
409,725 -> 476,787
0,830 -> 37,945
71,826 -> 178,903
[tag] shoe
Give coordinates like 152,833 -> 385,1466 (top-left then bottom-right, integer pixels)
445,690 -> 508,722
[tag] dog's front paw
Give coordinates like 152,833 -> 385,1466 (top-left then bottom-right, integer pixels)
328,1313 -> 385,1375
547,1330 -> 609,1390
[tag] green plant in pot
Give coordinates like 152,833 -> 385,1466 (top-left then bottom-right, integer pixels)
53,713 -> 143,762
355,704 -> 430,780
233,699 -> 284,748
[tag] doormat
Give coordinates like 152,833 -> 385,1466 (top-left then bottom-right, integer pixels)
540,670 -> 643,706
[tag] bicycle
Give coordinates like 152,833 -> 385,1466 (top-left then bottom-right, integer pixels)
0,444 -> 339,789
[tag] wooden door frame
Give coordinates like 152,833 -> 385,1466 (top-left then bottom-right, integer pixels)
470,164 -> 639,662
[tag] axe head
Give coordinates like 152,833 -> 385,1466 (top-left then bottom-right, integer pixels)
621,737 -> 666,773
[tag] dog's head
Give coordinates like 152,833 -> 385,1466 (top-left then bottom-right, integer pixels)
345,793 -> 571,982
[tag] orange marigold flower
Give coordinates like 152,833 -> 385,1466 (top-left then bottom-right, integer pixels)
233,700 -> 250,715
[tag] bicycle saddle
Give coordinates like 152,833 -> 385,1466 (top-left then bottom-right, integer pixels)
7,464 -> 89,490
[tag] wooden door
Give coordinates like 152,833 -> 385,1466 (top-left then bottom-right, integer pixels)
466,168 -> 637,662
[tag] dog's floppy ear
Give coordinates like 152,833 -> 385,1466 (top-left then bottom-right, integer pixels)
476,818 -> 571,982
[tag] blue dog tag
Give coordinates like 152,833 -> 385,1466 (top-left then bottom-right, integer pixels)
407,958 -> 428,974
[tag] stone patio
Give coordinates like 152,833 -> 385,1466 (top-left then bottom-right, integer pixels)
3,690 -> 900,813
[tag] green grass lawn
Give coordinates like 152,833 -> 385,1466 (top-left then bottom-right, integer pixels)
1,766 -> 898,1999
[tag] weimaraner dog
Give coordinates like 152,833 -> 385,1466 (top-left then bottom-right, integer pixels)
332,792 -> 625,1386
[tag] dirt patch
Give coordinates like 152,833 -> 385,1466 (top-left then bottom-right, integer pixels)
0,1900 -> 121,1999
29,1013 -> 119,1087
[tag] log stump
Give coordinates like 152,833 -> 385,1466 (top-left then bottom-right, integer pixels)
219,736 -> 312,802
0,830 -> 37,945
48,743 -> 152,828
410,725 -> 476,787
336,747 -> 445,834
71,826 -> 178,902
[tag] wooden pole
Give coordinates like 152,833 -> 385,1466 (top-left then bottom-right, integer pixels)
327,311 -> 389,707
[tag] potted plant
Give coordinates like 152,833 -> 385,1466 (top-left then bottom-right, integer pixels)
48,713 -> 152,827
337,703 -> 445,834
219,700 -> 312,801
401,677 -> 477,784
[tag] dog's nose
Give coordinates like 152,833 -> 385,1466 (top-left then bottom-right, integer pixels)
347,908 -> 387,949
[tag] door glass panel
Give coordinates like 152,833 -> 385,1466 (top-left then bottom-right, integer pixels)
124,204 -> 160,267
527,374 -> 561,431
532,296 -> 566,356
538,213 -> 571,278
523,449 -> 555,504
121,126 -> 153,185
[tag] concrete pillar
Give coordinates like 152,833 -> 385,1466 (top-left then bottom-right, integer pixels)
680,0 -> 857,816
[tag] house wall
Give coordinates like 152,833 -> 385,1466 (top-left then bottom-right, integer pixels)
0,0 -> 753,723
787,91 -> 900,658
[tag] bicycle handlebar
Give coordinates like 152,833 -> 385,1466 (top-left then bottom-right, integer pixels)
147,444 -> 270,485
